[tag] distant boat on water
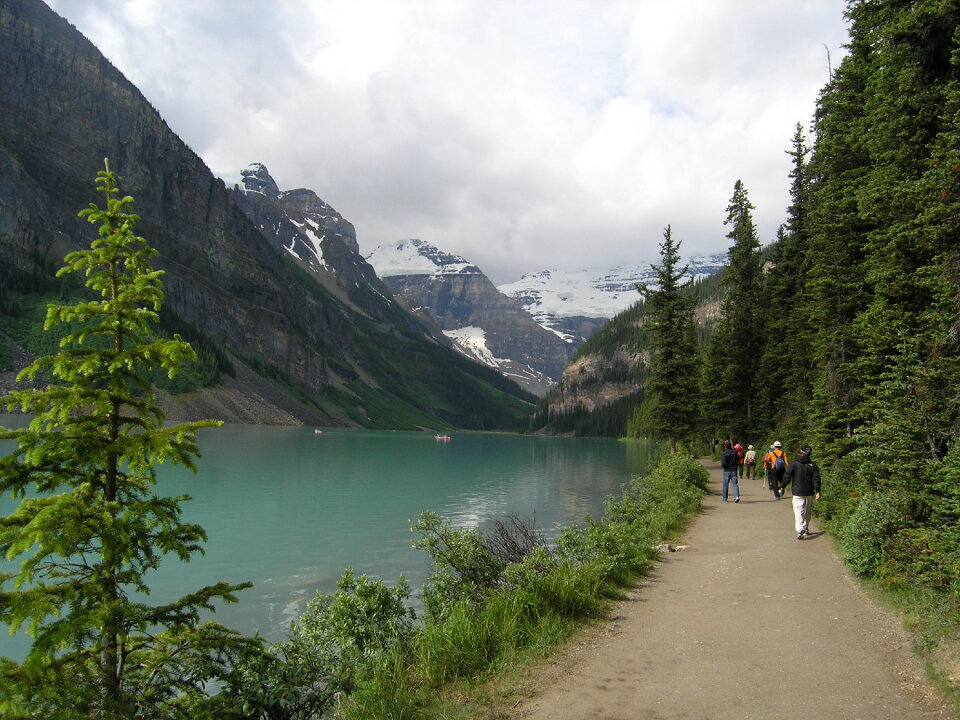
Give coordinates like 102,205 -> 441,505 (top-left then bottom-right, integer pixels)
434,434 -> 451,441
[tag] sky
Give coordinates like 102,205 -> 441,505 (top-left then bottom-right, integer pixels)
46,0 -> 850,285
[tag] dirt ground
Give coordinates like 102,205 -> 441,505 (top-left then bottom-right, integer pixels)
508,460 -> 954,720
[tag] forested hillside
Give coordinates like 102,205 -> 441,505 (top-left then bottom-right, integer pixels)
529,270 -> 724,436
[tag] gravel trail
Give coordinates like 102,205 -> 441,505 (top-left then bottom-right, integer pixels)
511,459 -> 952,720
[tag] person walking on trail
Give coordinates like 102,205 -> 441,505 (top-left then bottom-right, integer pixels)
782,444 -> 821,539
734,443 -> 745,478
720,440 -> 741,503
766,442 -> 789,499
762,444 -> 775,490
744,444 -> 757,480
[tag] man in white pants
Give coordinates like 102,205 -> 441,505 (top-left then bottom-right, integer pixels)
781,444 -> 822,540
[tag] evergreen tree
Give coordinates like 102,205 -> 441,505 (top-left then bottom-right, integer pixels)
755,125 -> 815,441
803,5 -> 876,458
638,225 -> 700,452
779,0 -> 960,599
0,161 -> 256,718
701,180 -> 763,441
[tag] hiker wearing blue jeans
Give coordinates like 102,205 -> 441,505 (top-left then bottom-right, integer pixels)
720,440 -> 740,503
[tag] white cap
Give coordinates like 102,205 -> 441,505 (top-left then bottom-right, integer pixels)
774,441 -> 782,447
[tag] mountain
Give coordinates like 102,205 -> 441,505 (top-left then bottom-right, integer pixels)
530,270 -> 727,436
0,0 -> 533,429
366,239 -> 567,395
226,163 -> 418,326
498,254 -> 728,344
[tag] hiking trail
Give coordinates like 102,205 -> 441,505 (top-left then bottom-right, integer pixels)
509,459 -> 952,720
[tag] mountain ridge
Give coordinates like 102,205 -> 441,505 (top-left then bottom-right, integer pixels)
0,0 -> 533,430
367,238 -> 567,395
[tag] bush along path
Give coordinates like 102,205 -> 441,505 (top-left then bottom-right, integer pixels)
509,460 -> 953,720
221,452 -> 709,719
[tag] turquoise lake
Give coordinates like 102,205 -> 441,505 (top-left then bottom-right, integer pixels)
1,416 -> 657,659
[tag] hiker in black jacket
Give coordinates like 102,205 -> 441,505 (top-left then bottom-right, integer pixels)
782,444 -> 822,540
720,440 -> 740,503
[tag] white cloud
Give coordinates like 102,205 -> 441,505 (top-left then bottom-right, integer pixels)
47,0 -> 848,284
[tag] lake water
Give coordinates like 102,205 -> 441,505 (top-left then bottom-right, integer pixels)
1,416 -> 656,660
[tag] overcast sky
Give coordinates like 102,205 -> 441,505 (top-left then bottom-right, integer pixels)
47,0 -> 850,284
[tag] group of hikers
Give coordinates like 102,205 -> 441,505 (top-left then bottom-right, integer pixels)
717,439 -> 822,540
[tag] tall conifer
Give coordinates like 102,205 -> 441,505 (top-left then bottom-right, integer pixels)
0,161 -> 255,718
755,125 -> 815,441
638,226 -> 700,452
701,181 -> 763,441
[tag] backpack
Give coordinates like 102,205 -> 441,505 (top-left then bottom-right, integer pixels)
774,450 -> 785,471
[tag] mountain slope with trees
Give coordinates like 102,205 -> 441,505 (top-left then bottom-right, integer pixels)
0,0 -> 533,431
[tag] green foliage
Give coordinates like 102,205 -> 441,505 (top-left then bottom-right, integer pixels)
839,492 -> 912,577
638,226 -> 701,450
701,180 -> 764,441
0,288 -> 230,395
300,568 -> 415,655
0,160 -> 252,719
224,568 -> 415,720
231,453 -> 707,717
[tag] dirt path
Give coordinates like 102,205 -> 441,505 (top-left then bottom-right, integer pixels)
511,460 -> 953,720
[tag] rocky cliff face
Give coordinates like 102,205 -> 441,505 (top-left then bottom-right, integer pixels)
0,0 -> 532,428
367,239 -> 570,395
229,164 -> 421,325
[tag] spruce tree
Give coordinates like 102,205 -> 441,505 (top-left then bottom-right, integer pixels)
754,124 -> 815,441
0,161 -> 255,719
701,181 -> 763,441
637,226 -> 700,452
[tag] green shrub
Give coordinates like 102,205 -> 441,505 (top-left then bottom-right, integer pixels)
225,569 -> 416,719
298,568 -> 415,655
839,492 -> 911,576
252,452 -> 708,717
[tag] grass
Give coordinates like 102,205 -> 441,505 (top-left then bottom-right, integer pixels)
854,578 -> 960,714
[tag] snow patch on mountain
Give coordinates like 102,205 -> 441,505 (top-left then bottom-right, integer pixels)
499,254 -> 727,324
444,326 -> 498,367
291,219 -> 327,269
443,326 -> 553,395
366,239 -> 481,278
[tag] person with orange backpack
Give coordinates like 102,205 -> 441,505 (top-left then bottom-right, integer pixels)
764,441 -> 789,499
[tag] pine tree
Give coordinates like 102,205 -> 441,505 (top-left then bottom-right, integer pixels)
754,124 -> 815,441
0,161 -> 256,719
637,226 -> 700,452
701,181 -> 763,441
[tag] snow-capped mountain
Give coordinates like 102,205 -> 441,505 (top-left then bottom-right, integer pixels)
365,238 -> 480,278
227,163 -> 361,275
498,254 -> 727,343
366,239 -> 569,395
